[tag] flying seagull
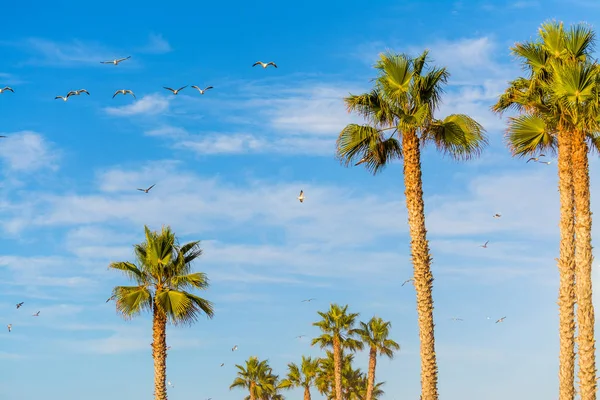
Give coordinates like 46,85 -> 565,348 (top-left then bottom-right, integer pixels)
301,298 -> 315,302
526,154 -> 546,163
167,381 -> 174,388
298,190 -> 305,203
67,89 -> 90,96
55,93 -> 73,101
16,302 -> 24,309
480,240 -> 489,248
450,317 -> 464,321
137,184 -> 156,193
113,89 -> 136,99
191,85 -> 214,94
493,213 -> 501,218
232,345 -> 238,351
296,335 -> 306,339
402,278 -> 415,287
220,363 -> 225,367
32,311 -> 40,317
539,161 -> 552,165
252,61 -> 277,68
163,86 -> 187,95
106,295 -> 115,303
101,56 -> 131,65
495,316 -> 507,324
7,324 -> 11,333
0,87 -> 14,93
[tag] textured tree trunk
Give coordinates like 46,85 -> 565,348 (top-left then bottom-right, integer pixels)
402,131 -> 439,400
556,129 -> 576,400
304,386 -> 311,400
152,303 -> 168,400
572,130 -> 597,400
365,347 -> 377,400
249,382 -> 256,400
333,336 -> 343,400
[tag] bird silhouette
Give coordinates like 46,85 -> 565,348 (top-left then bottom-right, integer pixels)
32,311 -> 40,317
16,302 -> 23,309
496,316 -> 507,323
137,184 -> 156,193
163,86 -> 187,95
0,87 -> 14,93
480,240 -> 489,248
232,345 -> 238,351
113,89 -> 136,99
67,89 -> 90,96
301,298 -> 315,302
191,85 -> 214,94
493,213 -> 501,218
402,278 -> 414,287
298,190 -> 305,203
101,56 -> 131,65
253,61 -> 277,68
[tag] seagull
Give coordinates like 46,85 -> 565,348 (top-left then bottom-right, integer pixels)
450,317 -> 464,321
67,89 -> 90,96
7,324 -> 11,332
253,61 -> 277,68
16,302 -> 24,309
113,89 -> 136,99
539,161 -> 552,165
137,184 -> 156,193
100,56 -> 131,65
163,86 -> 187,95
298,190 -> 305,203
220,363 -> 225,367
480,240 -> 489,248
526,154 -> 546,163
402,278 -> 415,287
191,85 -> 214,94
355,157 -> 367,166
493,213 -> 501,218
496,316 -> 507,323
32,311 -> 40,317
301,298 -> 315,302
0,87 -> 14,93
296,335 -> 306,339
231,345 -> 238,352
55,93 -> 73,101
167,381 -> 174,388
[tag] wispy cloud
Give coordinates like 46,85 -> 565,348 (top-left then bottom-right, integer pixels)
104,93 -> 171,116
12,38 -> 119,67
137,33 -> 172,54
0,72 -> 25,85
509,0 -> 540,8
0,131 -> 59,173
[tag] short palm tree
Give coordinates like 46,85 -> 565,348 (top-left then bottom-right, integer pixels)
230,356 -> 276,400
108,225 -> 214,400
356,317 -> 400,400
315,351 -> 356,399
279,356 -> 320,400
312,304 -> 363,400
336,50 -> 487,400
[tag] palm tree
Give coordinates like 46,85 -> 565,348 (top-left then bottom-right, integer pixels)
279,356 -> 320,400
312,304 -> 363,400
492,21 -> 600,400
108,225 -> 214,400
230,356 -> 276,400
336,51 -> 487,400
315,351 -> 356,399
356,317 -> 400,400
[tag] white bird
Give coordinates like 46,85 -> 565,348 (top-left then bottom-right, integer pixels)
480,240 -> 489,248
298,190 -> 305,203
253,61 -> 277,68
0,87 -> 14,93
32,311 -> 40,317
402,278 -> 414,287
163,86 -> 187,95
232,345 -> 238,351
167,381 -> 174,388
55,93 -> 73,101
493,213 -> 501,218
539,161 -> 552,165
101,56 -> 131,65
526,154 -> 546,163
113,89 -> 136,99
191,85 -> 214,94
7,324 -> 11,332
67,89 -> 90,96
496,316 -> 507,323
296,335 -> 306,339
220,363 -> 225,367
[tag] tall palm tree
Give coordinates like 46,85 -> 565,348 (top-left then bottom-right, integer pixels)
279,356 -> 320,400
492,21 -> 600,400
312,304 -> 363,400
356,317 -> 400,400
230,356 -> 276,400
315,351 -> 356,399
108,225 -> 214,400
336,51 -> 487,400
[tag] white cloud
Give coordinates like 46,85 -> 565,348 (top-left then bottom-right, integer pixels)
14,38 -> 119,67
0,72 -> 25,85
137,33 -> 172,54
104,93 -> 170,116
0,131 -> 59,172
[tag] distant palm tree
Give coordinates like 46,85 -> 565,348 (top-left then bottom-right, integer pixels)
108,225 -> 214,400
230,356 -> 276,400
279,356 -> 320,400
312,304 -> 363,400
356,317 -> 400,400
315,351 -> 356,399
336,51 -> 487,400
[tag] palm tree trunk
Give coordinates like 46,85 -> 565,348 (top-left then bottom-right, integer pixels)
333,336 -> 343,400
304,386 -> 311,400
572,130 -> 597,400
365,347 -> 377,400
556,129 -> 576,400
402,131 -> 439,400
152,303 -> 168,400
249,382 -> 257,400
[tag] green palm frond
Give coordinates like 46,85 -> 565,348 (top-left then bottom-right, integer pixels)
414,65 -> 449,112
587,131 -> 600,154
108,261 -> 146,283
564,23 -> 596,60
112,285 -> 152,319
155,289 -> 214,325
375,52 -> 413,104
423,114 -> 488,160
505,114 -> 556,157
344,90 -> 395,126
171,272 -> 210,291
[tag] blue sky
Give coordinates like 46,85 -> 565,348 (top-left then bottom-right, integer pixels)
1,0 -> 600,399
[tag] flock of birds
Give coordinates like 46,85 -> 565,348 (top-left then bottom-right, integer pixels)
6,302 -> 41,332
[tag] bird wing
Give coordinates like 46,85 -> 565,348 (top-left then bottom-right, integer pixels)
127,91 -> 136,98
176,86 -> 188,92
54,96 -> 63,100
484,241 -> 489,245
147,184 -> 156,191
112,91 -> 121,98
526,157 -> 535,163
80,89 -> 90,95
164,87 -> 175,92
204,86 -> 214,90
299,190 -> 303,195
117,56 -> 131,62
252,62 -> 262,67
100,61 -> 112,64
191,85 -> 200,90
137,188 -> 145,192
268,62 -> 278,68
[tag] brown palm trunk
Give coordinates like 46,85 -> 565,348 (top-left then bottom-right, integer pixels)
249,382 -> 256,400
365,347 -> 377,400
556,129 -> 576,400
304,386 -> 311,400
152,303 -> 168,400
572,130 -> 597,400
333,336 -> 343,400
402,131 -> 439,400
